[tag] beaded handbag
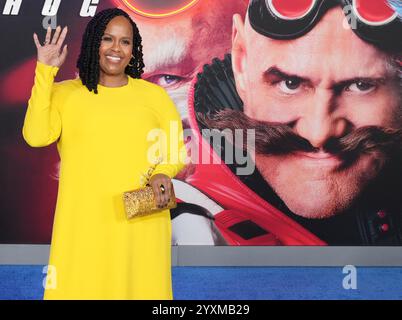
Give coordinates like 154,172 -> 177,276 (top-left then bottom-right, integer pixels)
123,157 -> 177,219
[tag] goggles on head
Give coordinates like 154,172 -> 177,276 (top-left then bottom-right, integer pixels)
248,0 -> 401,50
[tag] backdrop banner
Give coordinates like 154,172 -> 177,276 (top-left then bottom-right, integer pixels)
1,0 -> 401,246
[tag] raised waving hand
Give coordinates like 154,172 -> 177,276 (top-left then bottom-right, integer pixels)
33,25 -> 68,68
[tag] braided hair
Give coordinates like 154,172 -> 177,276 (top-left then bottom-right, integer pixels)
77,8 -> 145,94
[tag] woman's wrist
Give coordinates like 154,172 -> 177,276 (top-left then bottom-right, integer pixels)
36,60 -> 60,79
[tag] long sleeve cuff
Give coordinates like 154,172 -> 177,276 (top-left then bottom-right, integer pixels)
149,141 -> 188,179
22,61 -> 61,147
35,61 -> 60,89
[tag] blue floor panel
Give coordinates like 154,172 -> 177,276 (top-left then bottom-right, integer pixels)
0,266 -> 401,300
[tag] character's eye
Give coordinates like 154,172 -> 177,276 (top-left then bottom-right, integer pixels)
345,81 -> 376,93
102,36 -> 112,42
277,78 -> 303,94
147,74 -> 185,88
122,39 -> 131,45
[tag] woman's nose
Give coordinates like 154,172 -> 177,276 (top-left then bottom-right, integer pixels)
111,40 -> 121,52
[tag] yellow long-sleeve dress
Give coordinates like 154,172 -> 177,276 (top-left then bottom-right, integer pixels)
22,61 -> 187,300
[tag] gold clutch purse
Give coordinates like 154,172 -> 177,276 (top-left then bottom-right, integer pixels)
123,184 -> 177,219
123,157 -> 177,219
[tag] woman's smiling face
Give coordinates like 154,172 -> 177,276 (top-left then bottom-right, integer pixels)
99,15 -> 134,77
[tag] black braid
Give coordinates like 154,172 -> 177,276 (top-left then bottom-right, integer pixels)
76,8 -> 145,94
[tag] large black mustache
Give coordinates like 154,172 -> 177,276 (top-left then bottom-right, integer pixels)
196,109 -> 402,164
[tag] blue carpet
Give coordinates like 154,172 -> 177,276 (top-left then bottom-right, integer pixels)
0,266 -> 401,300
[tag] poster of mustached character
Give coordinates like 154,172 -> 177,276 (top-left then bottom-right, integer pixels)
0,0 -> 401,246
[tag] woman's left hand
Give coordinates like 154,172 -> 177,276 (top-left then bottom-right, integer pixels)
148,174 -> 173,208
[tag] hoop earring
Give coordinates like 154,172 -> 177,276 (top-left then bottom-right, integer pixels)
128,55 -> 134,67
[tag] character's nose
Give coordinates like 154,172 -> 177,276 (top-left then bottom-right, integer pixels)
294,91 -> 348,149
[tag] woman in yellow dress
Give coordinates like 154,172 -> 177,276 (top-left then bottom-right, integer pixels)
22,8 -> 187,299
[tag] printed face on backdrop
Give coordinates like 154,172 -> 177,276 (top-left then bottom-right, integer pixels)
126,0 -> 248,129
231,7 -> 401,219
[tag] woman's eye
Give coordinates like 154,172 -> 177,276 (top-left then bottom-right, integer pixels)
102,36 -> 112,41
345,81 -> 376,93
122,40 -> 131,45
277,78 -> 302,94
